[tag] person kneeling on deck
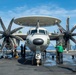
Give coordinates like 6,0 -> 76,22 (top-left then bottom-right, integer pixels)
55,43 -> 64,64
13,49 -> 19,59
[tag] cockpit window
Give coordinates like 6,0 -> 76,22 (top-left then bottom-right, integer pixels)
29,29 -> 48,35
46,31 -> 49,34
31,30 -> 37,34
27,30 -> 30,34
39,30 -> 45,34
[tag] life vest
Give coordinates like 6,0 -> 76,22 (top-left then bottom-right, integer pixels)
56,46 -> 64,52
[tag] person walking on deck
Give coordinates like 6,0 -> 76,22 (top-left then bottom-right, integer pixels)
55,43 -> 64,64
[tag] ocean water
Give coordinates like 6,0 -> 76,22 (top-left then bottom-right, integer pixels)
16,45 -> 76,50
2,45 -> 76,51
46,46 -> 55,50
16,46 -> 56,50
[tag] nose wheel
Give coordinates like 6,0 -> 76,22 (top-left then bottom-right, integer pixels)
36,59 -> 40,66
32,57 -> 42,66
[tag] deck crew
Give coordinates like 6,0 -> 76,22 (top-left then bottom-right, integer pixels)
55,43 -> 64,64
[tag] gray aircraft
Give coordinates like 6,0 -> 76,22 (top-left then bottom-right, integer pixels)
0,16 -> 76,66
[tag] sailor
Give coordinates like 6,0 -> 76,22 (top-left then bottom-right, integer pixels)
23,44 -> 26,59
55,43 -> 64,64
20,44 -> 24,58
13,49 -> 19,58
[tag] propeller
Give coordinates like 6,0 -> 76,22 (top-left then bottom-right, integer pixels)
0,18 -> 23,50
55,17 -> 76,51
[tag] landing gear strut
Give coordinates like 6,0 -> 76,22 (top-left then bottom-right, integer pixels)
35,46 -> 42,66
32,46 -> 42,66
35,53 -> 41,66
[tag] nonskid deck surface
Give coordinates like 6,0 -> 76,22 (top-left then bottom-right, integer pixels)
0,52 -> 76,75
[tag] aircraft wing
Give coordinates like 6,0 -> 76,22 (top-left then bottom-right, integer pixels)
13,33 -> 64,40
49,33 -> 64,40
13,33 -> 27,40
1,33 -> 64,40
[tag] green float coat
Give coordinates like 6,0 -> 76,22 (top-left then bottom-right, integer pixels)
56,46 -> 64,52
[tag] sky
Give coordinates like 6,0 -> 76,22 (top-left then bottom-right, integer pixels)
0,0 -> 76,45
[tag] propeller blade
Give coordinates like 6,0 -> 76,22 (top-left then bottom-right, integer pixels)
70,36 -> 76,44
8,18 -> 14,32
59,27 -> 63,33
0,35 -> 4,39
55,20 -> 66,32
66,17 -> 69,31
9,37 -> 14,49
71,33 -> 76,36
10,27 -> 23,34
0,38 -> 6,50
10,35 -> 23,41
0,31 -> 4,34
0,18 -> 6,31
70,25 -> 76,32
67,40 -> 70,51
10,38 -> 16,45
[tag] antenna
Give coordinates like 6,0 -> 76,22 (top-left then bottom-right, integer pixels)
36,20 -> 40,29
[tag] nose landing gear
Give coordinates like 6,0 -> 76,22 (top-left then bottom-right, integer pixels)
35,53 -> 41,66
32,46 -> 42,66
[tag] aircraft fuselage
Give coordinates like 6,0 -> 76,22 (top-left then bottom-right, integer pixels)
26,27 -> 50,52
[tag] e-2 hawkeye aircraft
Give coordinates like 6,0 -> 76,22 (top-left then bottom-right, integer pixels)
0,16 -> 76,65
13,16 -> 63,65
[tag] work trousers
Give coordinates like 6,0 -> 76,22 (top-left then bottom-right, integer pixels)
56,51 -> 63,64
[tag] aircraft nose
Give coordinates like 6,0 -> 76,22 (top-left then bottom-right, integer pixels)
33,38 -> 44,45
